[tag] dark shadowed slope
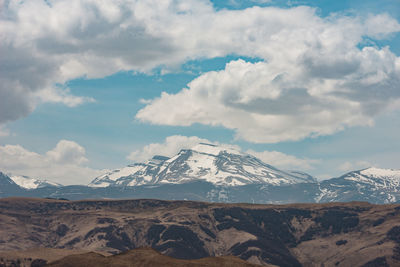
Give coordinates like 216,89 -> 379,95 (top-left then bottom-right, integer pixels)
1,198 -> 400,266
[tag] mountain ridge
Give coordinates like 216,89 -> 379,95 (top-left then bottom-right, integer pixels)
0,144 -> 399,204
10,174 -> 62,189
319,167 -> 400,203
89,143 -> 317,188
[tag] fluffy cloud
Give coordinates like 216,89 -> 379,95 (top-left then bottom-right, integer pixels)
338,161 -> 372,172
246,149 -> 318,170
0,140 -> 102,185
2,0 -> 400,143
127,135 -> 318,171
135,11 -> 400,142
136,59 -> 375,142
127,135 -> 231,162
46,140 -> 89,165
1,0 -> 226,124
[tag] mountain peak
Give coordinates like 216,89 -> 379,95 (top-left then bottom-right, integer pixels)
9,174 -> 62,189
359,167 -> 400,179
190,143 -> 241,156
90,142 -> 316,187
318,167 -> 400,203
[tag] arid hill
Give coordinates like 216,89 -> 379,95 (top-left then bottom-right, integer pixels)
46,247 -> 261,267
0,197 -> 400,266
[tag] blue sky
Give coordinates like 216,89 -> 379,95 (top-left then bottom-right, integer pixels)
1,0 -> 400,184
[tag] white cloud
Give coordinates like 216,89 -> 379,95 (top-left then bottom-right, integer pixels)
127,135 -> 318,171
246,149 -> 318,170
364,13 -> 400,39
136,59 -> 371,142
338,161 -> 372,172
135,12 -> 400,142
0,140 -> 102,185
46,140 -> 88,165
127,135 -> 219,162
2,0 -> 400,142
35,87 -> 95,108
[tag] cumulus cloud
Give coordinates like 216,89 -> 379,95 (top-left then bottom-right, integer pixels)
0,35 -> 94,123
137,59 -> 377,142
2,0 -> 400,142
127,135 -> 318,171
0,0 -> 177,123
0,140 -> 102,185
135,10 -> 400,142
338,161 -> 372,172
46,140 -> 89,165
246,149 -> 319,170
127,135 -> 221,162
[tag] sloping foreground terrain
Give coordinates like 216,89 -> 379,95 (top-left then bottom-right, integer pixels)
0,247 -> 260,267
46,247 -> 260,267
1,198 -> 400,266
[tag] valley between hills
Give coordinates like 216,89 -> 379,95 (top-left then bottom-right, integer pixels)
0,198 -> 400,266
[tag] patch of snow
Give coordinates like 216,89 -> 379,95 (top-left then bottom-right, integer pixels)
315,187 -> 337,203
90,181 -> 111,188
10,175 -> 39,189
344,168 -> 400,189
361,167 -> 400,179
10,175 -> 61,189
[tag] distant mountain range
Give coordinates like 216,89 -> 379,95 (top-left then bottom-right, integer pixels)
1,143 -> 399,204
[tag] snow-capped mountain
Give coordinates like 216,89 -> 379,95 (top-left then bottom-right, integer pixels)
318,167 -> 400,203
89,143 -> 316,187
0,172 -> 26,196
9,175 -> 62,189
2,154 -> 400,204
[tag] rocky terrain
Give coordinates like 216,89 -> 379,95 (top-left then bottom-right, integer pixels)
0,198 -> 400,266
319,168 -> 400,203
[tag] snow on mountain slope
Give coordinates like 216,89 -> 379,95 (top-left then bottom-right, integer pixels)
10,175 -> 62,189
336,167 -> 400,189
318,167 -> 400,203
0,172 -> 26,197
356,167 -> 400,186
89,143 -> 316,187
89,155 -> 171,187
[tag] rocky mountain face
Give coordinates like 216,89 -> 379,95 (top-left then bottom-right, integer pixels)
89,143 -> 316,188
319,168 -> 400,204
1,144 -> 400,204
0,172 -> 25,197
9,175 -> 62,189
0,198 -> 400,266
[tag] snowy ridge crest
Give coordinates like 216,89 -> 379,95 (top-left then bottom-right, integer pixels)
89,143 -> 316,187
9,175 -> 62,189
317,167 -> 400,204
